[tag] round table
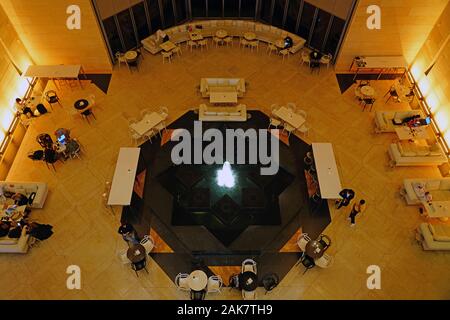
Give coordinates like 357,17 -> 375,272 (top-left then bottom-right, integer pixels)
239,271 -> 258,291
74,99 -> 89,110
125,50 -> 138,61
361,85 -> 375,97
305,240 -> 326,259
244,32 -> 256,41
216,30 -> 228,38
188,270 -> 208,291
127,243 -> 146,263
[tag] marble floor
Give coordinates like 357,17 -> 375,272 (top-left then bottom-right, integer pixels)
1,42 -> 450,300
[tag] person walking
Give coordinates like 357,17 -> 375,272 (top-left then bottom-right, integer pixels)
348,199 -> 366,227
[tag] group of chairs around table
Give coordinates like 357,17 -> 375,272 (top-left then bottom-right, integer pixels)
125,106 -> 169,146
118,235 -> 156,277
297,233 -> 334,274
354,80 -> 377,112
268,103 -> 311,138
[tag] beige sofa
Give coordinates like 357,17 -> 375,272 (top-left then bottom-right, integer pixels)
0,227 -> 30,254
388,140 -> 448,167
141,20 -> 306,55
0,181 -> 48,209
402,178 -> 450,205
199,104 -> 247,122
200,78 -> 245,98
374,110 -> 425,133
416,223 -> 450,251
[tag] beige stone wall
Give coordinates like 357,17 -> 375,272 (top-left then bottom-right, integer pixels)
0,5 -> 33,180
0,0 -> 112,73
410,1 -> 450,147
336,0 -> 449,71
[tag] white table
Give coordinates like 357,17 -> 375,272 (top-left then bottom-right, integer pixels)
24,64 -> 84,89
395,126 -> 429,140
188,270 -> 208,291
189,33 -> 203,41
130,112 -> 165,136
273,106 -> 306,129
107,148 -> 141,206
160,41 -> 177,52
312,143 -> 342,199
210,92 -> 238,104
125,50 -> 138,60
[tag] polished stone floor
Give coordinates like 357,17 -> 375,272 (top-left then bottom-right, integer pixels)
2,42 -> 450,300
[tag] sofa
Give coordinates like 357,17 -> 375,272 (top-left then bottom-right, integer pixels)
199,104 -> 247,122
0,227 -> 30,253
402,178 -> 450,205
416,223 -> 450,251
388,140 -> 448,167
0,181 -> 48,209
374,110 -> 425,133
141,20 -> 306,55
200,78 -> 246,98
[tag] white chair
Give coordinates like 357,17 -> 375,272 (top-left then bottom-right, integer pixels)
297,233 -> 312,251
118,250 -> 130,265
301,50 -> 310,67
315,253 -> 334,268
145,129 -> 158,144
249,40 -> 259,52
213,36 -> 223,48
159,106 -> 169,119
187,40 -> 198,52
223,36 -> 233,47
242,289 -> 257,300
268,117 -> 282,130
279,49 -> 290,61
140,108 -> 152,119
128,119 -> 142,145
162,51 -> 173,64
355,86 -> 364,103
241,258 -> 257,274
197,39 -> 208,51
298,109 -> 307,120
267,43 -> 278,56
140,235 -> 155,254
240,38 -> 249,49
172,45 -> 182,57
154,121 -> 167,138
283,123 -> 296,138
175,273 -> 191,291
115,52 -> 128,69
207,275 -> 223,293
298,123 -> 310,137
286,102 -> 297,113
320,54 -> 332,69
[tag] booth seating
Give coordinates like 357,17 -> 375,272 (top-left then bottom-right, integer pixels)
200,78 -> 246,98
416,223 -> 450,251
0,227 -> 30,254
388,139 -> 448,167
141,20 -> 306,55
198,104 -> 247,122
0,181 -> 48,209
401,178 -> 450,205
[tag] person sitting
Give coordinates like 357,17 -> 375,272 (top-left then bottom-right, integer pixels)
335,188 -> 355,209
14,98 -> 35,118
402,114 -> 421,126
118,222 -> 139,245
11,193 -> 29,206
27,222 -> 53,240
0,220 -> 11,237
156,29 -> 169,43
284,36 -> 293,49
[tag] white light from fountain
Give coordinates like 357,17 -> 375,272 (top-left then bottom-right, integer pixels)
217,161 -> 235,188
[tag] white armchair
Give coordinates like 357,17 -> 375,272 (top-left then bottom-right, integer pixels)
297,233 -> 311,251
175,273 -> 191,291
241,258 -> 257,274
207,275 -> 223,293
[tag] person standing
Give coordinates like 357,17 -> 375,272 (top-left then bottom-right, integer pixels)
335,188 -> 355,209
118,222 -> 139,246
348,200 -> 366,227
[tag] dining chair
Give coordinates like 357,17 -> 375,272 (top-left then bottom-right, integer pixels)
241,258 -> 257,274
162,51 -> 173,64
223,36 -> 233,47
140,235 -> 155,254
131,258 -> 149,277
315,253 -> 334,269
80,108 -> 96,124
249,40 -> 259,52
154,121 -> 167,138
301,50 -> 311,67
172,45 -> 182,57
187,40 -> 198,52
297,233 -> 312,252
279,49 -> 290,61
190,290 -> 206,300
115,52 -> 128,70
267,43 -> 278,56
145,129 -> 158,144
385,86 -> 399,104
286,102 -> 297,113
239,38 -> 249,49
299,253 -> 316,275
262,273 -> 279,295
213,36 -> 223,48
354,86 -> 364,103
298,123 -> 310,137
118,249 -> 130,265
362,98 -> 376,112
197,39 -> 208,51
175,273 -> 191,291
320,54 -> 332,69
268,117 -> 282,130
140,108 -> 152,119
283,123 -> 296,138
242,289 -> 257,300
45,90 -> 61,109
206,275 -> 223,293
159,106 -> 169,119
298,109 -> 307,120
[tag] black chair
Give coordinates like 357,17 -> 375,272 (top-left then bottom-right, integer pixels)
300,253 -> 316,275
262,273 -> 279,294
229,274 -> 240,290
318,235 -> 332,252
81,109 -> 96,124
127,59 -> 139,73
45,90 -> 62,109
43,148 -> 59,171
384,86 -> 399,104
131,258 -> 149,277
190,289 -> 206,300
362,98 -> 376,112
28,150 -> 44,161
36,133 -> 54,149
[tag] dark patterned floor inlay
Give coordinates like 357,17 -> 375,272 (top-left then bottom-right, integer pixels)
123,111 -> 332,286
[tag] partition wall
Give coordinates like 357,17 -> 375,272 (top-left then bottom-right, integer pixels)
92,0 -> 357,62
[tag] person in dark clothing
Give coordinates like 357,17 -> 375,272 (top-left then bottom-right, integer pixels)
27,222 -> 53,240
14,98 -> 36,118
335,188 -> 355,209
12,193 -> 29,206
0,220 -> 11,237
118,222 -> 139,245
348,200 -> 367,227
8,224 -> 22,238
284,36 -> 293,49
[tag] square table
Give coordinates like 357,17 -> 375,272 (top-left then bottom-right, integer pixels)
395,126 -> 429,140
312,143 -> 342,199
210,92 -> 238,104
189,33 -> 203,41
160,41 -> 177,52
273,106 -> 306,129
130,112 -> 165,136
107,148 -> 141,206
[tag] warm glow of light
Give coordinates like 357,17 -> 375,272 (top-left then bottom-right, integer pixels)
434,110 -> 449,133
444,131 -> 450,148
1,110 -> 14,131
410,62 -> 424,80
0,131 -> 5,144
426,93 -> 440,112
217,161 -> 235,188
418,77 -> 431,97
